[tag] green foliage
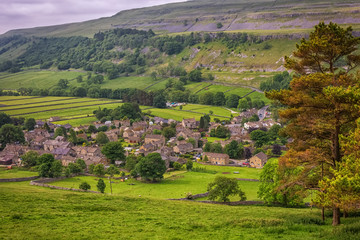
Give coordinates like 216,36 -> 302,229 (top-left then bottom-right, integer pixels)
216,22 -> 223,29
207,176 -> 246,202
260,71 -> 291,92
68,162 -> 83,174
186,159 -> 193,171
250,130 -> 270,147
24,118 -> 36,131
37,154 -> 62,178
162,126 -> 176,139
107,164 -> 120,177
0,124 -> 25,149
210,125 -> 230,138
125,155 -> 138,171
75,159 -> 86,171
101,142 -> 125,164
258,158 -> 303,206
96,179 -> 106,193
79,182 -> 91,191
96,132 -> 109,145
0,112 -> 12,128
225,140 -> 244,159
226,94 -> 240,108
20,150 -> 39,167
54,126 -> 67,139
93,164 -> 105,177
188,69 -> 202,82
173,162 -> 182,170
134,153 -> 166,182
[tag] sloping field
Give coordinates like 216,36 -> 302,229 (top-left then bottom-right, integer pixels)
0,96 -> 123,125
2,180 -> 358,239
0,70 -> 86,90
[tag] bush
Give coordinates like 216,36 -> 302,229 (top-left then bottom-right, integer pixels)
79,182 -> 91,191
173,162 -> 182,170
97,179 -> 106,193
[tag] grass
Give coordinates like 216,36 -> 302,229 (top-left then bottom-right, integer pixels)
147,108 -> 205,121
0,167 -> 38,179
50,163 -> 261,201
0,70 -> 86,90
1,178 -> 359,239
174,104 -> 234,118
204,137 -> 227,143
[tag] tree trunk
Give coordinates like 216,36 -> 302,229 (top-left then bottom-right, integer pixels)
343,210 -> 348,218
109,176 -> 113,195
332,207 -> 341,226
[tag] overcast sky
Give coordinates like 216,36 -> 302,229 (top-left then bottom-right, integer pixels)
0,0 -> 187,34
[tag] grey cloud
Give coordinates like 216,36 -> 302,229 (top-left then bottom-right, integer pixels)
0,0 -> 186,34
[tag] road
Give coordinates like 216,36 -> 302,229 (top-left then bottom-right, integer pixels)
258,105 -> 269,121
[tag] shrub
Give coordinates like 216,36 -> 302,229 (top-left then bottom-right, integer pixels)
79,182 -> 91,191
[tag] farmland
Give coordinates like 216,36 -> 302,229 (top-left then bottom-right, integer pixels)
0,96 -> 237,125
0,96 -> 123,125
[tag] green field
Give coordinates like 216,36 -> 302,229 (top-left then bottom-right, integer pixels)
51,163 -> 261,200
0,168 -> 38,179
1,178 -> 359,239
0,96 -> 123,126
0,70 -> 86,90
174,104 -> 235,117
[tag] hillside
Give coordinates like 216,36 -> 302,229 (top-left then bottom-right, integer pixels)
2,0 -> 360,38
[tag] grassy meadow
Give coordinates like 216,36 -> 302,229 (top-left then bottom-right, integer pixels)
0,167 -> 38,179
1,175 -> 359,239
50,163 -> 261,200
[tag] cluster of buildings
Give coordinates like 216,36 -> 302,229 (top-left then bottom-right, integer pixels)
0,108 -> 281,169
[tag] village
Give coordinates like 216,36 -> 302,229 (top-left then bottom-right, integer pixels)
0,106 -> 282,171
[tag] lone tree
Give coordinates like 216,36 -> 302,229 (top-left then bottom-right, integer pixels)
267,22 -> 360,226
134,153 -> 166,182
97,179 -> 106,193
107,164 -> 120,194
207,176 -> 246,202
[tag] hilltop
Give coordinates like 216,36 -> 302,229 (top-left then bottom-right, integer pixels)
2,0 -> 360,38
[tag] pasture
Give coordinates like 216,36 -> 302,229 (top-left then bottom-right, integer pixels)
0,96 -> 123,126
51,163 -> 261,200
0,175 -> 359,239
0,167 -> 38,179
0,70 -> 86,90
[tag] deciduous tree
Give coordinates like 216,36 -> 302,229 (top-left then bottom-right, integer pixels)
207,176 -> 246,202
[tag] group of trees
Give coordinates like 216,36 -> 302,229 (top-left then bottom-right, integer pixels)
93,103 -> 143,122
203,140 -> 246,160
260,22 -> 360,226
250,124 -> 285,148
260,71 -> 292,92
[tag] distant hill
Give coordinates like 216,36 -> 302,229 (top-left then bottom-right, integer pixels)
2,0 -> 360,38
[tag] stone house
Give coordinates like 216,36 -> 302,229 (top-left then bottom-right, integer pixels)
49,116 -> 60,122
249,152 -> 268,168
144,134 -> 165,147
173,143 -> 194,155
125,136 -> 141,144
43,139 -> 71,152
244,122 -> 261,130
203,152 -> 230,165
119,120 -> 131,127
182,118 -> 199,129
133,121 -> 147,130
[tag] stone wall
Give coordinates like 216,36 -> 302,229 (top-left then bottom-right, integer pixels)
30,175 -> 100,193
0,176 -> 39,182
